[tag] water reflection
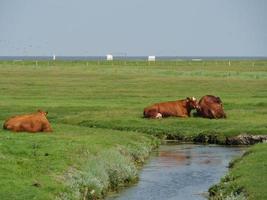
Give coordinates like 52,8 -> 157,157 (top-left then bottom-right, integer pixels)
108,144 -> 245,200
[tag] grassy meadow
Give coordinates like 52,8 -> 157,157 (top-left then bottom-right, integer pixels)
0,60 -> 267,199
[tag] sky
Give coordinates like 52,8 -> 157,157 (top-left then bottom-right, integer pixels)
0,0 -> 267,57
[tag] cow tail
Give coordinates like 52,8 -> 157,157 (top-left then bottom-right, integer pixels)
143,110 -> 146,118
143,109 -> 148,118
3,122 -> 7,130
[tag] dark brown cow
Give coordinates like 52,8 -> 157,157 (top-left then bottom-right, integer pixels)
143,97 -> 199,119
196,95 -> 226,119
3,110 -> 52,133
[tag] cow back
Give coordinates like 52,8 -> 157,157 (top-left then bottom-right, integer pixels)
198,95 -> 226,119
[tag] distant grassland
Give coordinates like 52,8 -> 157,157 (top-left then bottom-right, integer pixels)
0,60 -> 266,199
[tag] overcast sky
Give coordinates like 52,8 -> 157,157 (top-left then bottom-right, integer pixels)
0,0 -> 266,56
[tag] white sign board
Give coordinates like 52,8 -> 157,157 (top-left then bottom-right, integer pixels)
106,54 -> 113,61
148,56 -> 156,61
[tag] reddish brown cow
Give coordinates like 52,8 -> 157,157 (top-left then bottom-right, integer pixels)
159,151 -> 189,164
196,95 -> 226,119
143,97 -> 199,119
3,110 -> 52,133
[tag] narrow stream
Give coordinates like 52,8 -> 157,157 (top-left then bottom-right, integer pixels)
108,144 -> 245,200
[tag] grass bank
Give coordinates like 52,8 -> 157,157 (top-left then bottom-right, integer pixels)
0,60 -> 266,199
0,125 -> 159,200
209,143 -> 267,200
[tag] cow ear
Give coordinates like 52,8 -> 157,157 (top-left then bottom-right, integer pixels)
186,97 -> 190,102
45,111 -> 48,115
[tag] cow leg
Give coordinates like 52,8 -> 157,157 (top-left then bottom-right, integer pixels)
155,113 -> 162,119
42,123 -> 52,132
144,109 -> 161,119
209,109 -> 217,119
20,123 -> 36,133
21,122 -> 42,133
4,124 -> 12,130
12,125 -> 22,132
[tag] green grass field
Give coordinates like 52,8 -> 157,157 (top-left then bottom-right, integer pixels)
0,60 -> 266,199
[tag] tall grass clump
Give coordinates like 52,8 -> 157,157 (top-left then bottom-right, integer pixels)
58,144 -> 157,200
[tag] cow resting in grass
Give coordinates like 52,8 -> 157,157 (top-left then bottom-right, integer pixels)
3,110 -> 52,133
196,95 -> 226,119
143,97 -> 199,119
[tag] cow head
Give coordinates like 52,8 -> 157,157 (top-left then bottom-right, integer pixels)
186,97 -> 200,110
37,109 -> 48,116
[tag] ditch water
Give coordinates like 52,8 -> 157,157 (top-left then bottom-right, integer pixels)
107,144 -> 245,200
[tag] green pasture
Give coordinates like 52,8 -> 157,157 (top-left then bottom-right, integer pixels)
0,60 -> 266,139
0,60 -> 266,199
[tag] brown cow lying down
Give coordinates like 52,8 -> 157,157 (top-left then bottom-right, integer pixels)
196,95 -> 226,119
3,110 -> 52,133
144,97 -> 199,119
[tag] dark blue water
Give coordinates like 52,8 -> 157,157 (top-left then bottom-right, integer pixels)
107,144 -> 245,200
0,56 -> 266,61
